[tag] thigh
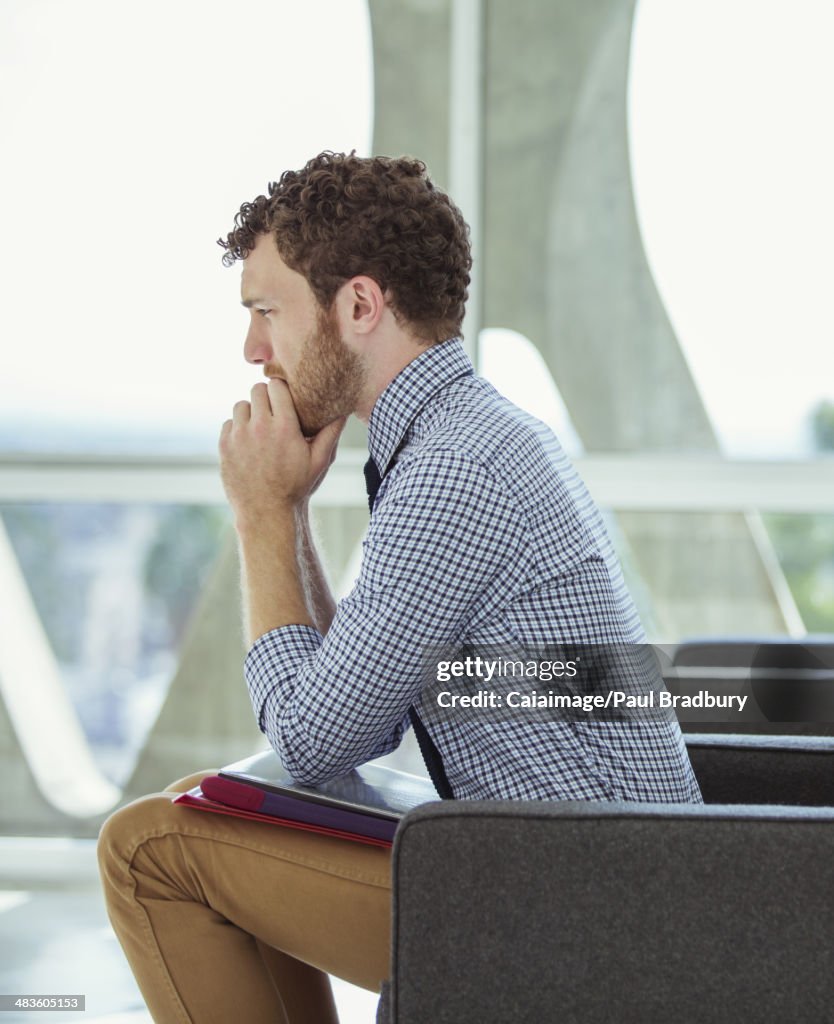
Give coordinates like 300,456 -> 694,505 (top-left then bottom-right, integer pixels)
99,782 -> 392,991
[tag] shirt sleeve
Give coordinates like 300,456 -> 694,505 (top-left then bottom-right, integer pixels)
244,448 -> 526,785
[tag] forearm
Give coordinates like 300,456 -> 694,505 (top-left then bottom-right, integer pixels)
237,510 -> 314,646
218,377 -> 347,645
295,502 -> 338,634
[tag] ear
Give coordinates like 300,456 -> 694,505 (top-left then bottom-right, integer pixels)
334,275 -> 385,337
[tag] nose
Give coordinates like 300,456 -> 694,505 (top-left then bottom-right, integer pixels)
243,315 -> 273,365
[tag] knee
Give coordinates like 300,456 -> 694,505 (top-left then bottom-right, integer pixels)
97,767 -> 218,882
97,793 -> 178,893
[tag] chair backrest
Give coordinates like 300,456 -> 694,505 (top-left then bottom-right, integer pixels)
670,637 -> 834,735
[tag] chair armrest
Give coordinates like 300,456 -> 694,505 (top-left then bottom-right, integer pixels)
387,800 -> 834,1024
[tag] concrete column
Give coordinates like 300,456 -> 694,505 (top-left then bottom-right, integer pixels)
369,0 -> 795,636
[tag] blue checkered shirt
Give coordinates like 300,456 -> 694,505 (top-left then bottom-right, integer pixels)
246,339 -> 702,803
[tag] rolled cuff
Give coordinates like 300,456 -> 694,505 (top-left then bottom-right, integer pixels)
244,624 -> 323,731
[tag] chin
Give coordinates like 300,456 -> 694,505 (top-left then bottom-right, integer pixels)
300,409 -> 349,438
299,416 -> 329,438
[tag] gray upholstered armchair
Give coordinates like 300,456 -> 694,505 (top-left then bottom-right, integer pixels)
378,734 -> 834,1023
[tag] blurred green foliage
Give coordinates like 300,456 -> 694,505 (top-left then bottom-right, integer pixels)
143,504 -> 229,644
762,400 -> 834,633
811,400 -> 834,452
1,503 -> 230,666
1,504 -> 76,660
763,513 -> 834,632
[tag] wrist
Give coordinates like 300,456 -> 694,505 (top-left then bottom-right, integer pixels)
234,502 -> 298,543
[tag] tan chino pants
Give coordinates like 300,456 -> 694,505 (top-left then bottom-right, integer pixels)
97,770 -> 392,1024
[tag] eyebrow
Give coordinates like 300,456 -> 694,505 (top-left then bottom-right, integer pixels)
241,298 -> 263,309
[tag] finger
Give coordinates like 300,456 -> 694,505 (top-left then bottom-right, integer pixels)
232,400 -> 251,425
266,377 -> 300,424
250,381 -> 271,418
218,418 -> 232,448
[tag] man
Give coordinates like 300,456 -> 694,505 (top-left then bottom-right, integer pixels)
98,151 -> 701,1023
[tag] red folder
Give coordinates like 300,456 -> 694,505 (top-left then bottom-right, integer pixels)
173,787 -> 393,849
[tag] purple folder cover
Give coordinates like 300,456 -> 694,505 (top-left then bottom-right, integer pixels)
200,775 -> 399,842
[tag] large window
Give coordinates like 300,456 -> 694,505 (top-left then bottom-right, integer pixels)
627,0 -> 834,636
0,0 -> 373,453
0,0 -> 376,808
629,0 -> 834,458
1,6 -> 378,1017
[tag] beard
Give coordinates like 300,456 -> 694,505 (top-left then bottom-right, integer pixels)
275,307 -> 367,437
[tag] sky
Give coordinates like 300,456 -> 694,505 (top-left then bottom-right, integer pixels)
1,0 -> 832,457
0,0 -> 373,436
629,0 -> 834,455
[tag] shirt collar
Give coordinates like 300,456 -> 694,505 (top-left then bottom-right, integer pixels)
367,338 -> 474,475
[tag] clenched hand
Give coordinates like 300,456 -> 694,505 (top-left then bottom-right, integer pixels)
219,379 -> 346,529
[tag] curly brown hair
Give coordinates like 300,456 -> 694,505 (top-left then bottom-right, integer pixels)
218,151 -> 471,343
